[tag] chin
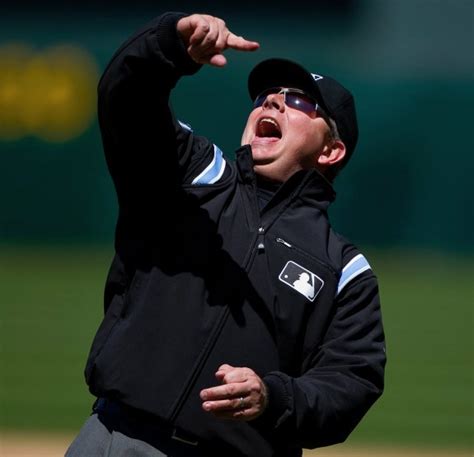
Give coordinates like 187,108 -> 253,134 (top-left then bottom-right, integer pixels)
251,152 -> 276,167
253,162 -> 286,183
251,142 -> 280,161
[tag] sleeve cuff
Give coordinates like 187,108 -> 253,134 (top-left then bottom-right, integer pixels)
154,12 -> 202,75
259,372 -> 292,429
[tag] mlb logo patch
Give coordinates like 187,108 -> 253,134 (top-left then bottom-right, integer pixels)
279,261 -> 324,302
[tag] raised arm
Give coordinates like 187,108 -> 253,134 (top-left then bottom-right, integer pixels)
97,12 -> 258,211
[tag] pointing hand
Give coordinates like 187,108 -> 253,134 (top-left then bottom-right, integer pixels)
177,14 -> 260,67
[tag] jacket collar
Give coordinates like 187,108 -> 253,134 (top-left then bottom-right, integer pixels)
235,145 -> 336,211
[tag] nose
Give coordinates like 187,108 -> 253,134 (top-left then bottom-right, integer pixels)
262,92 -> 285,113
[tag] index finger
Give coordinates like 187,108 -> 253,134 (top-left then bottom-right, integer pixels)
200,383 -> 247,401
226,33 -> 260,51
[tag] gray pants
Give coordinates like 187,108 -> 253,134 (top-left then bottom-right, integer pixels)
65,410 -> 215,457
65,414 -> 168,457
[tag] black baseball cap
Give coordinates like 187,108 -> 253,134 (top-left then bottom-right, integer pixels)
248,58 -> 359,165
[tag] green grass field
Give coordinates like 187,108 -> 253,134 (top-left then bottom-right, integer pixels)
0,245 -> 472,450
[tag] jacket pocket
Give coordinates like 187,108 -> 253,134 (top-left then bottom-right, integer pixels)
84,262 -> 139,383
85,290 -> 126,384
266,237 -> 339,373
273,237 -> 337,303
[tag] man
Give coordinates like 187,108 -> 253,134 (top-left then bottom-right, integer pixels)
66,12 -> 385,457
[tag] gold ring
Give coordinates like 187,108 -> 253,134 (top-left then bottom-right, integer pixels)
239,396 -> 245,408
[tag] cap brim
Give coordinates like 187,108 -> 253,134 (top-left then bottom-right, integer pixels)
248,58 -> 324,107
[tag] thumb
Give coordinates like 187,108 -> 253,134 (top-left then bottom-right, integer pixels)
216,363 -> 234,381
208,53 -> 228,67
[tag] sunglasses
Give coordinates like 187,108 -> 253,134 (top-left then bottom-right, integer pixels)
253,87 -> 329,121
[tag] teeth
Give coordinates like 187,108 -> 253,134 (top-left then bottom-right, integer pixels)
259,118 -> 279,127
256,116 -> 282,139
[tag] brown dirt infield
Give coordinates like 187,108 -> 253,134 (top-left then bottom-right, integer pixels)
0,432 -> 471,457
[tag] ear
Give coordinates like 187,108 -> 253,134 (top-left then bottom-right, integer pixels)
317,139 -> 346,167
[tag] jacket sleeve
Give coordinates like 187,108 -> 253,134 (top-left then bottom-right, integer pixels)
98,12 -> 227,215
261,269 -> 386,449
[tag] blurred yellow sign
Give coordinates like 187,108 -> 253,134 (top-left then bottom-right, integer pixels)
0,43 -> 99,142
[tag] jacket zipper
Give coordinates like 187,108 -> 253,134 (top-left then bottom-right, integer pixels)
257,226 -> 265,252
276,237 -> 337,276
276,237 -> 292,248
168,304 -> 231,422
168,230 -> 263,422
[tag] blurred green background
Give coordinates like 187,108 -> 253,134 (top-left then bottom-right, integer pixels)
1,0 -> 473,453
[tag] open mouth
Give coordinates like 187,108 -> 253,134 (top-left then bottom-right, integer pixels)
256,117 -> 282,139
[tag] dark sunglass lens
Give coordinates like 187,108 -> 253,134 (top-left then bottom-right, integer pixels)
253,88 -> 279,108
254,94 -> 266,108
285,93 -> 315,115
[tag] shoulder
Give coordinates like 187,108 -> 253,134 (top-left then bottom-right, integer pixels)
328,230 -> 377,296
174,120 -> 234,187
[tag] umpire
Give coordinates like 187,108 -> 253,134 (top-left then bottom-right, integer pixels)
66,11 -> 386,457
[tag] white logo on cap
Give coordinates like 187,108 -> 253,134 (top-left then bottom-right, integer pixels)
311,73 -> 323,82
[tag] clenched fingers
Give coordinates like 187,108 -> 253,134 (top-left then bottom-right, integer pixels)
202,395 -> 257,421
200,365 -> 268,421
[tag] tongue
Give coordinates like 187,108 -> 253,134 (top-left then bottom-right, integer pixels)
257,121 -> 281,138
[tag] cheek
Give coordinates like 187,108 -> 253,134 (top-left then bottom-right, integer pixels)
289,121 -> 317,150
285,120 -> 326,164
302,122 -> 327,153
241,113 -> 257,145
241,125 -> 250,145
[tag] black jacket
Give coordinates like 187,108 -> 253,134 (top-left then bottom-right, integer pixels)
85,12 -> 386,457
